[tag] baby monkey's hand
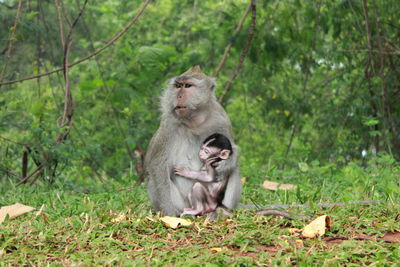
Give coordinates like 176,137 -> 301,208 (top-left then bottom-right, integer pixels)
174,166 -> 190,177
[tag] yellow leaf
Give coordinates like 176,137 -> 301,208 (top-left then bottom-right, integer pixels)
263,180 -> 297,191
301,215 -> 331,238
241,177 -> 247,184
160,216 -> 192,229
210,247 -> 222,252
288,228 -> 302,236
111,214 -> 127,223
0,203 -> 35,224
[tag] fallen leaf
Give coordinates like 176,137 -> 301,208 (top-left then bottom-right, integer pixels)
301,215 -> 331,238
111,214 -> 126,223
288,228 -> 302,236
241,177 -> 247,184
263,180 -> 297,191
0,203 -> 35,224
210,247 -> 222,252
35,204 -> 45,217
160,216 -> 192,229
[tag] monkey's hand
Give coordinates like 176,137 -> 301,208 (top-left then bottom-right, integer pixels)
174,167 -> 191,178
205,157 -> 219,167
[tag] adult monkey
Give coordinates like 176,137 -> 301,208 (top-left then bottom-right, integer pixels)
145,66 -> 241,216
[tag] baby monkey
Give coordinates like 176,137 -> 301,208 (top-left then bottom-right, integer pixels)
174,133 -> 232,216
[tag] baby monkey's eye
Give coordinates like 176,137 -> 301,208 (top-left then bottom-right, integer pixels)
184,83 -> 192,88
175,83 -> 182,88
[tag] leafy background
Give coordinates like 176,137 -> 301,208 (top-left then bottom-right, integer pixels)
1,0 -> 400,265
0,0 -> 399,192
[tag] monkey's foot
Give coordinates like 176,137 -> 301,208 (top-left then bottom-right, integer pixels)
181,208 -> 202,217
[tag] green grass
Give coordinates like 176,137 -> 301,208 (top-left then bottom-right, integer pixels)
1,155 -> 399,265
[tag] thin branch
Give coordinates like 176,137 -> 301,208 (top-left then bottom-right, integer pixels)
17,0 -> 89,186
0,135 -> 28,146
218,0 -> 256,103
58,0 -> 88,130
213,1 -> 251,77
337,49 -> 400,55
54,0 -> 66,48
16,162 -> 47,186
0,0 -> 151,86
0,167 -> 23,179
0,0 -> 23,82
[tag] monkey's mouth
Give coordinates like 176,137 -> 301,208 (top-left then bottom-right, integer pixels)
174,106 -> 188,112
174,106 -> 190,116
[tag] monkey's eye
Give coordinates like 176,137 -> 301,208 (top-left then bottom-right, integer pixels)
174,83 -> 181,88
184,83 -> 192,88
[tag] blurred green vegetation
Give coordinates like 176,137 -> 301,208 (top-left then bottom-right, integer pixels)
0,0 -> 399,185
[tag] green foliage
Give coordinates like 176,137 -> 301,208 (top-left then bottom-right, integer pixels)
0,0 -> 399,194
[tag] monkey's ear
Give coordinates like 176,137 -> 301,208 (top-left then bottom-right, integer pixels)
209,78 -> 217,91
219,149 -> 231,160
191,65 -> 202,72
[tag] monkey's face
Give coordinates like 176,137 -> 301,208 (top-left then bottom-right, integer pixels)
199,145 -> 221,161
165,76 -> 215,119
173,79 -> 195,117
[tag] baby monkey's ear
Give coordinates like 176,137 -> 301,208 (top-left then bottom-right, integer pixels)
219,149 -> 231,160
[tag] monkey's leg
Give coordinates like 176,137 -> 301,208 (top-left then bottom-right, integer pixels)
182,183 -> 212,216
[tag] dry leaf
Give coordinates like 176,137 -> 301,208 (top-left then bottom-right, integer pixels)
288,228 -> 302,236
111,214 -> 127,223
0,203 -> 35,224
301,215 -> 331,238
241,177 -> 247,184
210,247 -> 222,252
263,180 -> 297,191
160,216 -> 192,229
35,204 -> 45,217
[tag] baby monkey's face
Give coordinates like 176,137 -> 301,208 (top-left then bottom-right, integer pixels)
199,145 -> 221,161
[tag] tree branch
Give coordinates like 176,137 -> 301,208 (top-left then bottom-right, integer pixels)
0,0 -> 151,86
218,0 -> 256,103
213,1 -> 251,77
0,0 -> 23,82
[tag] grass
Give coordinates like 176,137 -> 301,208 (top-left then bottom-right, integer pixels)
1,154 -> 399,265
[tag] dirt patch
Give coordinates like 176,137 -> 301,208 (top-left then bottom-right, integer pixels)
381,231 -> 400,243
324,231 -> 400,245
228,244 -> 282,256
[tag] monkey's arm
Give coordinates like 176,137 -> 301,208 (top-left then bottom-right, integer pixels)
174,164 -> 216,183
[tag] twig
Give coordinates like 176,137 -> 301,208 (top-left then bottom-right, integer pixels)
54,0 -> 66,48
57,0 -> 88,130
324,236 -> 395,244
0,0 -> 23,82
218,0 -> 256,103
240,200 -> 379,210
0,167 -> 23,179
256,209 -> 312,220
0,135 -> 28,146
0,0 -> 151,86
17,0 -> 89,186
16,162 -> 47,186
213,1 -> 251,77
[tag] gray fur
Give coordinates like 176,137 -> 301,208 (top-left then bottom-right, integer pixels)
145,71 -> 242,216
